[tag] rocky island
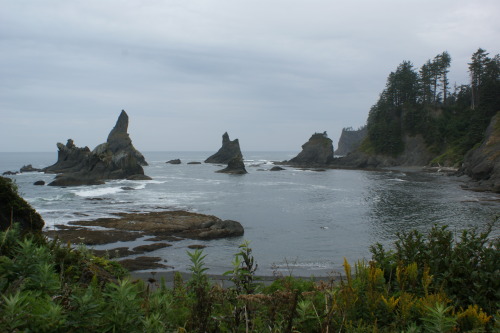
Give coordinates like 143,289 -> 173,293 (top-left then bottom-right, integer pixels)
205,132 -> 243,164
286,132 -> 334,167
45,110 -> 151,186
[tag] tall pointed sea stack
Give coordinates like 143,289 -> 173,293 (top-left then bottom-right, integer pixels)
46,110 -> 151,186
205,132 -> 243,164
287,132 -> 334,166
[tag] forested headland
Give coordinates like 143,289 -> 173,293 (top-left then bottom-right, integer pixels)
362,48 -> 500,166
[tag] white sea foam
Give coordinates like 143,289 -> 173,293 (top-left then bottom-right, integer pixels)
72,186 -> 123,197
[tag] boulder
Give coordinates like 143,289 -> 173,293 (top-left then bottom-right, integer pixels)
287,132 -> 334,166
2,171 -> 18,176
46,110 -> 151,186
166,159 -> 181,164
205,132 -> 243,163
216,156 -> 248,174
33,180 -> 45,186
20,164 -> 42,173
0,176 -> 44,232
461,112 -> 500,193
187,161 -> 201,165
270,166 -> 285,171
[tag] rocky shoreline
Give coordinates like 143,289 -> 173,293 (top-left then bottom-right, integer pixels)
44,210 -> 244,272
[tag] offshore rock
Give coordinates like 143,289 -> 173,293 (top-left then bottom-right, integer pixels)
46,110 -> 150,186
44,139 -> 91,174
216,156 -> 248,174
20,164 -> 42,173
334,126 -> 367,156
287,132 -> 334,166
0,176 -> 44,232
205,132 -> 243,164
461,112 -> 500,193
166,159 -> 181,164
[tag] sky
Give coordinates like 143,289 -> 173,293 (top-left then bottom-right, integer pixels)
1,0 -> 499,153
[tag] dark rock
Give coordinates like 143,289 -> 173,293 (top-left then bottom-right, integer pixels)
270,166 -> 285,171
187,161 -> 202,165
188,244 -> 206,249
461,112 -> 500,193
33,180 -> 45,186
205,132 -> 243,163
46,110 -> 150,186
287,132 -> 334,166
0,176 -> 45,232
121,186 -> 135,191
2,171 -> 18,175
166,159 -> 181,164
334,126 -> 367,156
44,225 -> 142,245
91,247 -> 136,259
66,210 -> 244,241
118,256 -> 171,271
133,243 -> 172,253
44,139 -> 92,174
20,164 -> 42,173
216,156 -> 248,174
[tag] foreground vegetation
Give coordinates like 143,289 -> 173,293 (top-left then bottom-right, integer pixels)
1,219 -> 498,332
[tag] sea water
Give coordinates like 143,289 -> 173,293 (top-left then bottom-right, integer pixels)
1,151 -> 499,276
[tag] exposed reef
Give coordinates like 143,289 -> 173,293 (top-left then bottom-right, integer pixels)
44,210 -> 244,245
45,110 -> 151,186
286,132 -> 334,167
205,132 -> 243,164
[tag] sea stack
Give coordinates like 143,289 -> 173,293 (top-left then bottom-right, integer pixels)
205,132 -> 243,164
287,132 -> 334,166
46,110 -> 151,186
216,156 -> 248,174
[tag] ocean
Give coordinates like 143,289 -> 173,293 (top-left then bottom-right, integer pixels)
1,151 -> 499,276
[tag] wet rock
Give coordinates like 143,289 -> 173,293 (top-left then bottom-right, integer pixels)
33,180 -> 45,186
118,256 -> 171,271
216,156 -> 248,174
133,243 -> 172,253
270,166 -> 285,171
187,161 -> 202,164
2,171 -> 18,175
91,247 -> 136,259
188,244 -> 206,249
166,159 -> 181,164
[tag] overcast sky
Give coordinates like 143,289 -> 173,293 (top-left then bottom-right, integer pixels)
1,0 -> 499,152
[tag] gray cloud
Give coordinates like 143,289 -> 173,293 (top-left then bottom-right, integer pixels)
1,0 -> 499,152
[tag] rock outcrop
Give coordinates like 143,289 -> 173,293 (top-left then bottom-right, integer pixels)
335,134 -> 435,169
461,112 -> 500,193
335,126 -> 367,156
0,176 -> 44,232
166,159 -> 181,164
216,156 -> 248,174
20,164 -> 42,173
205,132 -> 243,164
46,110 -> 151,186
287,132 -> 334,166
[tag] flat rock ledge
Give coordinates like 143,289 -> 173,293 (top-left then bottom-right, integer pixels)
44,210 -> 244,245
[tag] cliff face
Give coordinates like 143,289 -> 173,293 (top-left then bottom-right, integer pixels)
288,132 -> 334,166
461,112 -> 500,192
336,134 -> 434,168
335,127 -> 367,156
205,132 -> 243,164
